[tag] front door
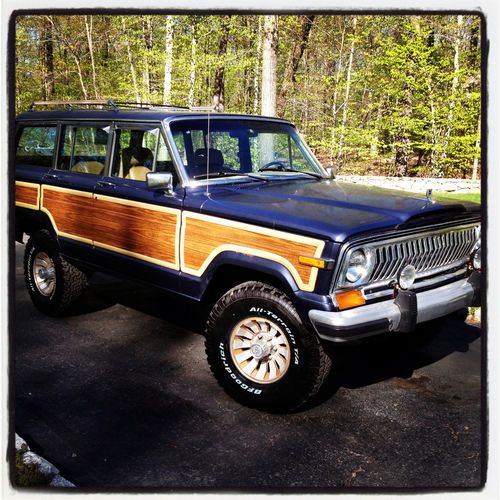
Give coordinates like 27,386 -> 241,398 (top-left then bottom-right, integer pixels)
92,123 -> 184,291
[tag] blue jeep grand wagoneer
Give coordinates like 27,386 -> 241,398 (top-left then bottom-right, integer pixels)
15,100 -> 481,411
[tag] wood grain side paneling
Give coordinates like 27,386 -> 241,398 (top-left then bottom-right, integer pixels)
93,195 -> 179,268
15,182 -> 39,209
41,187 -> 94,243
182,213 -> 325,291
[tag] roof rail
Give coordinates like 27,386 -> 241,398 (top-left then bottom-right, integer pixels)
28,99 -> 219,113
112,101 -> 190,110
30,99 -> 119,111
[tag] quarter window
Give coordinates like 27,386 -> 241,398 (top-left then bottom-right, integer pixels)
16,126 -> 57,168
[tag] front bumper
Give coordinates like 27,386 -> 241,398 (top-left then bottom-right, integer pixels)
309,274 -> 481,342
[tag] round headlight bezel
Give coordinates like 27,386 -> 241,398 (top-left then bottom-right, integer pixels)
342,246 -> 375,286
471,226 -> 481,270
472,246 -> 481,270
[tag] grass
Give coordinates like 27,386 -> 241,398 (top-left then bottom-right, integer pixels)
14,445 -> 51,488
433,191 -> 481,204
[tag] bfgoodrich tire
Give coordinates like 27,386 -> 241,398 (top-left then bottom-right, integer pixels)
205,281 -> 331,412
24,230 -> 88,316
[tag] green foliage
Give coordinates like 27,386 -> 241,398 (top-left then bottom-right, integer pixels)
15,14 -> 481,178
15,446 -> 51,487
433,191 -> 481,204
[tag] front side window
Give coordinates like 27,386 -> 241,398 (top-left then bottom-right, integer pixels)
16,125 -> 57,168
170,119 -> 323,181
109,127 -> 177,183
58,125 -> 110,175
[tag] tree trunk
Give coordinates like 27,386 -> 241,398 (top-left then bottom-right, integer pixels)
330,21 -> 346,163
338,17 -> 357,162
261,15 -> 278,117
427,80 -> 440,175
72,54 -> 88,100
370,102 -> 383,158
188,20 -> 197,107
122,18 -> 140,103
442,15 -> 463,163
84,15 -> 99,98
212,15 -> 231,111
279,15 -> 315,100
163,15 -> 174,104
142,16 -> 153,100
253,16 -> 263,114
40,16 -> 55,100
472,114 -> 481,181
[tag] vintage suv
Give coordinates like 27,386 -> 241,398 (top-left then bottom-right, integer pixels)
14,100 -> 481,411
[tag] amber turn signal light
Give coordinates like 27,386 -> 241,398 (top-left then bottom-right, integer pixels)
336,289 -> 366,310
299,256 -> 334,269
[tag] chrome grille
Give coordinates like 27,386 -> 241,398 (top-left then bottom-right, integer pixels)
369,226 -> 478,284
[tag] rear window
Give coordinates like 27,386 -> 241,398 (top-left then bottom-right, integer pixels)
16,126 -> 57,168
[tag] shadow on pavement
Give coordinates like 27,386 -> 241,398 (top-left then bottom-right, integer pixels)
310,313 -> 481,408
69,274 -> 207,334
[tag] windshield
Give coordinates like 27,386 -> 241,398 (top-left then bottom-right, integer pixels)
169,119 -> 325,181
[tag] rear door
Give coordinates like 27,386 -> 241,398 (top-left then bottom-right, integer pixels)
40,122 -> 112,259
92,122 -> 184,291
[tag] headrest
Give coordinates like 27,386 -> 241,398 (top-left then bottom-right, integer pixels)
128,147 -> 153,166
194,148 -> 224,168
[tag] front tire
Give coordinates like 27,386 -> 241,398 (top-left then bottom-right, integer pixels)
205,281 -> 331,412
24,230 -> 88,316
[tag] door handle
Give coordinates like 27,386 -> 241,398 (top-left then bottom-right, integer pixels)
97,181 -> 116,189
43,173 -> 59,180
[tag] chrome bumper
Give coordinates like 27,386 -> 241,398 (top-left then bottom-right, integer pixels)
309,276 -> 479,342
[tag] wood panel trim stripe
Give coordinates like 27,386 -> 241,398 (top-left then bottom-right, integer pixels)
15,181 -> 40,210
180,211 -> 325,292
93,193 -> 181,269
41,185 -> 94,245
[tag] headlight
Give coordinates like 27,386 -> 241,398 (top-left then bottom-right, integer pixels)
472,246 -> 481,270
471,225 -> 481,270
343,247 -> 375,285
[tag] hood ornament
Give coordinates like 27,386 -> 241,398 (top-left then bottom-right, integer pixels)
425,188 -> 434,204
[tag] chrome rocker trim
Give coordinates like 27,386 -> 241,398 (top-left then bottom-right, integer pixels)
309,276 -> 479,343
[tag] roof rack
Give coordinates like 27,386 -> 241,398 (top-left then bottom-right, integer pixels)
113,101 -> 190,110
29,99 -> 192,112
29,99 -> 119,111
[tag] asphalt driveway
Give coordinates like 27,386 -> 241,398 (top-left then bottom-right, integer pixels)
12,242 -> 484,490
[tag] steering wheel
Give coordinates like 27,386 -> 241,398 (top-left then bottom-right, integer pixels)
258,160 -> 289,172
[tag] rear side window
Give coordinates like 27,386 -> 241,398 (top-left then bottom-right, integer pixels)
58,125 -> 111,175
16,126 -> 57,168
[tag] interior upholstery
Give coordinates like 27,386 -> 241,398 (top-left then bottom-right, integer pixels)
122,146 -> 153,169
71,161 -> 105,175
194,148 -> 224,168
125,166 -> 151,181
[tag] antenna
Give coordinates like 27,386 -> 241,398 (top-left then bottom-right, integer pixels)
190,106 -> 218,196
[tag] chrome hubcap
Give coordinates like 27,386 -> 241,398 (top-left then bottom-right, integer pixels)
229,317 -> 291,384
33,252 -> 56,297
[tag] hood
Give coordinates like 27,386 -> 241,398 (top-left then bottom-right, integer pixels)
196,179 -> 480,242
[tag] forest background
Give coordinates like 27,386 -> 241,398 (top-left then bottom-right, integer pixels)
15,14 -> 481,179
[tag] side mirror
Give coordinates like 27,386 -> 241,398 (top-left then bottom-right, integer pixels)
147,171 -> 174,194
325,166 -> 336,179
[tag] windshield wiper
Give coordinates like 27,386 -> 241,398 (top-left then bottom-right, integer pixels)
193,171 -> 241,180
193,171 -> 268,182
258,167 -> 323,180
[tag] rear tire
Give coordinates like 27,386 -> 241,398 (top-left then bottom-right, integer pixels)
24,230 -> 88,316
205,281 -> 331,412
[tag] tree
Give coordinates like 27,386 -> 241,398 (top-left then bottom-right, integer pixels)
163,15 -> 174,104
261,15 -> 278,116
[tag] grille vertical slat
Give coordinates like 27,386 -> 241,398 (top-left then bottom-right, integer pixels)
353,225 -> 479,287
